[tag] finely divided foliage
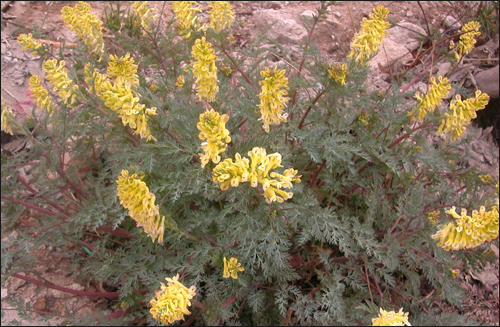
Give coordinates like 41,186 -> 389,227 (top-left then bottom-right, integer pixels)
1,1 -> 498,326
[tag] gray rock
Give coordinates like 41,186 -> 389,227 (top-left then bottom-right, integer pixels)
368,37 -> 414,71
254,10 -> 308,45
300,10 -> 316,23
474,65 -> 499,98
443,15 -> 461,29
387,22 -> 427,51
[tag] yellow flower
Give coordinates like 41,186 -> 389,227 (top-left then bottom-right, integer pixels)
327,63 -> 349,85
107,53 -> 139,87
412,76 -> 451,121
223,257 -> 244,279
1,102 -> 15,135
29,75 -> 55,115
212,153 -> 250,190
358,110 -> 369,125
431,205 -> 499,251
257,66 -> 290,133
427,211 -> 440,225
212,147 -> 301,204
171,1 -> 202,39
84,63 -> 108,95
451,21 -> 481,61
197,109 -> 231,167
175,75 -> 185,87
479,174 -> 494,185
86,61 -> 157,141
17,33 -> 43,56
372,308 -> 411,326
43,59 -> 79,107
451,269 -> 460,279
348,6 -> 391,65
116,170 -> 165,243
209,1 -> 234,32
191,37 -> 219,102
131,1 -> 157,34
61,1 -> 105,59
437,90 -> 489,141
150,274 -> 196,325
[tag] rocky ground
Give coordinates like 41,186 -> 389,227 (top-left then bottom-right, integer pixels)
1,1 -> 499,325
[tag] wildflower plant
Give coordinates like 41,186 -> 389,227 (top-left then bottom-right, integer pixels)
1,1 -> 499,326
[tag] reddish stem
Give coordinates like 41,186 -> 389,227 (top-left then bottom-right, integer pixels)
96,225 -> 133,238
1,194 -> 61,217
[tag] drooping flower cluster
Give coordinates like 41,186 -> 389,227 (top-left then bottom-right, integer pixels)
61,1 -> 105,59
131,1 -> 157,34
116,170 -> 165,243
327,63 -> 349,85
212,147 -> 301,204
437,90 -> 490,141
1,102 -> 15,135
171,1 -> 202,39
191,37 -> 219,102
28,75 -> 55,115
208,1 -> 234,32
17,33 -> 43,56
257,67 -> 290,133
43,59 -> 79,107
372,308 -> 411,326
84,55 -> 157,141
223,257 -> 244,279
412,76 -> 451,121
450,21 -> 481,61
431,205 -> 499,251
348,6 -> 391,65
107,53 -> 139,87
150,274 -> 197,325
196,109 -> 231,168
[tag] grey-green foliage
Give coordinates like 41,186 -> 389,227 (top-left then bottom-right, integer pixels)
1,1 -> 498,326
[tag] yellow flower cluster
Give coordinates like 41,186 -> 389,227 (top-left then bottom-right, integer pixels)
437,90 -> 489,141
17,33 -> 43,56
196,109 -> 231,168
348,6 -> 391,65
212,147 -> 301,204
175,75 -> 185,87
191,37 -> 219,102
372,308 -> 411,326
257,67 -> 290,133
427,210 -> 440,225
452,21 -> 481,61
29,75 -> 55,115
412,76 -> 451,121
116,170 -> 165,243
209,1 -> 234,32
223,257 -> 244,279
1,102 -> 14,135
107,53 -> 139,87
150,274 -> 197,325
327,63 -> 349,85
131,1 -> 157,34
43,59 -> 79,107
431,205 -> 499,251
171,1 -> 202,39
85,58 -> 157,141
61,1 -> 105,59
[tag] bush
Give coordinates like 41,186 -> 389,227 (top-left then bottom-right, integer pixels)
1,1 -> 498,326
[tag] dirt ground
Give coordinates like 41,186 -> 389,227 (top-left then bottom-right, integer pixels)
1,1 -> 499,326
